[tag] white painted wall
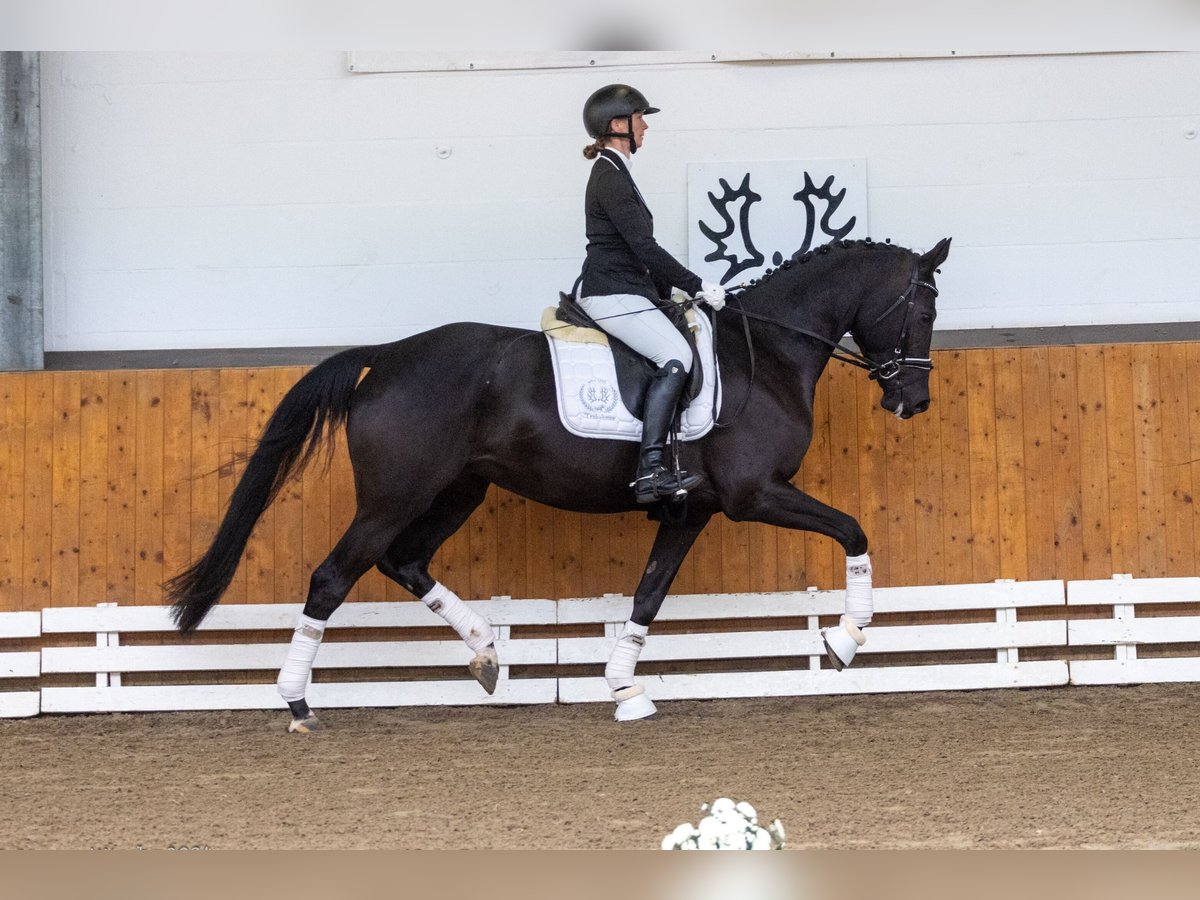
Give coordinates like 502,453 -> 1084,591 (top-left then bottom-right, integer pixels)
39,51 -> 1200,351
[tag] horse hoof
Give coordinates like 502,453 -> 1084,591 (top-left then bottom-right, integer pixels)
612,685 -> 657,721
821,615 -> 866,671
287,714 -> 322,734
469,645 -> 500,695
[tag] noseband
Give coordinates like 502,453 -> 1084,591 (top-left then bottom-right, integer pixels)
863,266 -> 938,383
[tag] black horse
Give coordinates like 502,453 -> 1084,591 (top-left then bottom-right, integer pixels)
168,237 -> 950,727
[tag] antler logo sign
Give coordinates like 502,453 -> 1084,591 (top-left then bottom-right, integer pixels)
688,159 -> 868,287
699,174 -> 765,284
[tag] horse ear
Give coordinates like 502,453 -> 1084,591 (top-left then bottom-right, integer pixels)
919,237 -> 952,275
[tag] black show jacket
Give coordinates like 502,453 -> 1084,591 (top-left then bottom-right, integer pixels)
578,149 -> 703,304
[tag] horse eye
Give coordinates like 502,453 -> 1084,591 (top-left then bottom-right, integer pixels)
919,313 -> 935,326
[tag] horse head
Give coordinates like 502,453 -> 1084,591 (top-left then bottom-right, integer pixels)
849,237 -> 951,420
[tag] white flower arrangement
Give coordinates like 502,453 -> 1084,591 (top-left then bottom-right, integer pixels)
661,798 -> 785,850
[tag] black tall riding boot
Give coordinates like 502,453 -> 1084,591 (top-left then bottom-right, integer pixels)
632,360 -> 702,504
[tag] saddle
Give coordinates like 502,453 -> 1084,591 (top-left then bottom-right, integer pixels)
551,293 -> 704,420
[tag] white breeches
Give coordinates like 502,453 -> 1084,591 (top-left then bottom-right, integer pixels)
578,293 -> 693,371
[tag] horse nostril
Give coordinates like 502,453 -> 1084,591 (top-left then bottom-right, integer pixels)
912,400 -> 930,415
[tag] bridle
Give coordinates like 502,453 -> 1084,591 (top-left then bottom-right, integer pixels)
862,265 -> 938,383
712,261 -> 938,428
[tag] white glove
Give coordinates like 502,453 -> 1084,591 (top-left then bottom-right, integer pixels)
697,281 -> 726,311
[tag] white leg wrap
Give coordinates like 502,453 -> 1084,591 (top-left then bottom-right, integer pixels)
276,614 -> 326,703
605,620 -> 648,692
845,552 -> 874,628
421,582 -> 495,653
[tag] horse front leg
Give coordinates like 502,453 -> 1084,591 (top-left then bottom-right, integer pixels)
607,515 -> 711,722
729,481 -> 873,671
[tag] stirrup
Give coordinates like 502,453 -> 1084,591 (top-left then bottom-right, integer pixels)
632,467 -> 700,504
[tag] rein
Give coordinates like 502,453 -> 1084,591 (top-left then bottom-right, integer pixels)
712,263 -> 938,429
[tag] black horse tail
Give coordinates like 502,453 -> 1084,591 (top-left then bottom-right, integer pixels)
167,345 -> 377,632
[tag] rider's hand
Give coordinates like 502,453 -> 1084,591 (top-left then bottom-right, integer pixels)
698,281 -> 726,311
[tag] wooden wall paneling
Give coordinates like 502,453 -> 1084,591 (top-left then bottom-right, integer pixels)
105,373 -> 137,603
855,356 -> 891,586
1047,346 -> 1084,579
599,510 -> 628,596
523,500 -> 556,598
937,351 -> 974,584
1017,348 -> 1052,580
771,506 -> 806,594
1189,344 -> 1200,573
468,485 -> 500,601
690,510 -> 725,595
1075,346 -> 1113,579
1158,343 -> 1195,576
720,518 -> 752,595
243,369 -> 275,603
189,370 -> 220,592
798,370 -> 833,591
1103,345 -> 1140,575
495,489 -> 528,600
883,410 -> 919,588
277,367 -> 310,604
23,374 -> 54,609
1132,345 -> 1168,576
134,371 -> 165,604
161,371 -> 193,610
1189,344 -> 1200,572
966,350 -> 1001,582
551,507 -> 583,601
4,343 -> 1196,614
50,373 -> 81,607
911,362 -> 945,585
746,519 -> 778,594
0,377 -> 27,610
216,369 -> 249,604
78,372 -> 109,604
995,349 -> 1031,581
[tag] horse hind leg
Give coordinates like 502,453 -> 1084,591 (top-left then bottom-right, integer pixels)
278,511 -> 409,733
375,476 -> 500,694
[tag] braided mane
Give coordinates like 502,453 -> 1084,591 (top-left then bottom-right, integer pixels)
736,238 -> 916,293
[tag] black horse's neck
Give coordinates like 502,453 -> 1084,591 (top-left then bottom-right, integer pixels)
735,242 -> 916,349
712,241 -> 920,411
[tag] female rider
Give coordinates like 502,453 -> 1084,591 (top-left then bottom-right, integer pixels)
576,83 -> 726,503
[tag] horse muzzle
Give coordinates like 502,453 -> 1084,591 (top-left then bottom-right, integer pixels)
879,381 -> 931,420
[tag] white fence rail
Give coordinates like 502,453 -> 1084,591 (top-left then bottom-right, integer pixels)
40,599 -> 558,714
0,611 -> 41,717
1067,576 -> 1200,686
558,581 -> 1068,703
3,577 -> 1199,717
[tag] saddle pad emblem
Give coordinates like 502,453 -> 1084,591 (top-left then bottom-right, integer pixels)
545,311 -> 721,443
579,379 -> 619,415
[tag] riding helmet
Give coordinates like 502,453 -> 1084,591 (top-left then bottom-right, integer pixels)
582,84 -> 660,139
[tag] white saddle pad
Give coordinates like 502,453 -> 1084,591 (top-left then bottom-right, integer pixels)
544,308 -> 721,442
